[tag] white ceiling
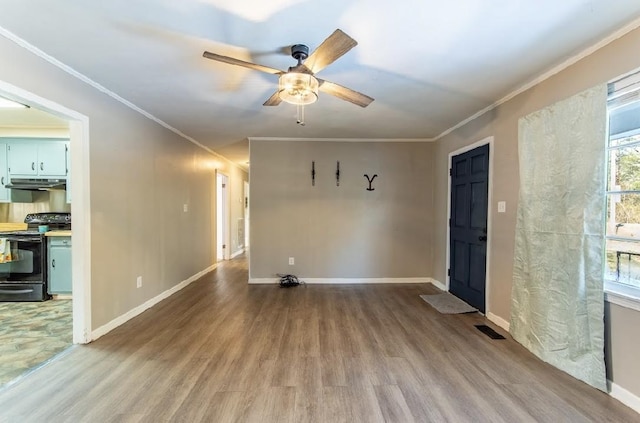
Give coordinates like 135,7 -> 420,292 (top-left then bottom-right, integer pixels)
1,0 -> 640,165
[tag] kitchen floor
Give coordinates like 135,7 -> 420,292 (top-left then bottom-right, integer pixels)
0,299 -> 72,386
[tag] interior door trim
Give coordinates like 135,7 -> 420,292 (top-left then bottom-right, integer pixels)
445,136 -> 494,315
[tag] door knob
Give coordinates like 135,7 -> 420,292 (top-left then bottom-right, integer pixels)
479,236 -> 487,241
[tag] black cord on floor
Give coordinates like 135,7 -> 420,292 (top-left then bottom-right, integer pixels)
276,273 -> 305,288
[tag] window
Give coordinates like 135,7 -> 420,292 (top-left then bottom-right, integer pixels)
605,72 -> 640,308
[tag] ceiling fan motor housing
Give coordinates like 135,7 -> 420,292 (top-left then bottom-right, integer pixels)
291,44 -> 309,63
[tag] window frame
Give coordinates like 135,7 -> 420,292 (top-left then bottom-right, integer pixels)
605,73 -> 640,311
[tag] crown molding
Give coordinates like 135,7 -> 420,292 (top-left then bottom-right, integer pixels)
248,136 -> 435,143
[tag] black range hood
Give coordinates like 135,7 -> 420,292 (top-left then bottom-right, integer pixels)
5,178 -> 66,191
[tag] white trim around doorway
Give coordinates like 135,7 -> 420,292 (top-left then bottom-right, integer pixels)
445,136 -> 494,317
216,170 -> 231,261
0,80 -> 92,344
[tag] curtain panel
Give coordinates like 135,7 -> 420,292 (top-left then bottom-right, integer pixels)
511,84 -> 607,390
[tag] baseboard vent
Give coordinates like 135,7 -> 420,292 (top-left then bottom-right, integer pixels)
475,324 -> 506,339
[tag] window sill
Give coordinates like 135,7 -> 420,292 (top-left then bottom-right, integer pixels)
605,281 -> 640,312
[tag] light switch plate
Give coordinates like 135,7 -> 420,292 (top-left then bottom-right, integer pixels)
498,201 -> 506,213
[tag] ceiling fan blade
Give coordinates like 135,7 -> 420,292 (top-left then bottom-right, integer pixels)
263,91 -> 282,106
318,80 -> 374,108
305,29 -> 357,74
203,51 -> 283,75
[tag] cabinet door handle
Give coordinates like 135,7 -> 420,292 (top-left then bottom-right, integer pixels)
1,176 -> 4,186
52,259 -> 56,268
31,162 -> 35,171
40,162 -> 44,171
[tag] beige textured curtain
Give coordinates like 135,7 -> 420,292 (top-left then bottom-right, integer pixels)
511,84 -> 607,390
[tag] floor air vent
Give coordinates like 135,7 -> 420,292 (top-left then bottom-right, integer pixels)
475,324 -> 506,340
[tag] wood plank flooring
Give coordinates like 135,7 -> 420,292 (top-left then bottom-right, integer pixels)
0,257 -> 637,422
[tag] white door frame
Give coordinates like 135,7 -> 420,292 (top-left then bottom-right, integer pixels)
445,136 -> 494,316
244,180 -> 249,250
0,80 -> 92,344
216,171 -> 230,260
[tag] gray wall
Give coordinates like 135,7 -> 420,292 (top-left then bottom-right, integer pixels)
433,26 -> 640,398
605,302 -> 640,396
250,140 -> 433,279
0,33 -> 247,329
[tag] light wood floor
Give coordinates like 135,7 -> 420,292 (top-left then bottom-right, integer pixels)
0,257 -> 637,422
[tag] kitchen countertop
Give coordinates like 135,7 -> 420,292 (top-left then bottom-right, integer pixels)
0,223 -> 28,231
45,230 -> 72,237
0,224 -> 71,236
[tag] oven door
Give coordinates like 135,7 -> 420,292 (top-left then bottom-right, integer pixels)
0,235 -> 44,283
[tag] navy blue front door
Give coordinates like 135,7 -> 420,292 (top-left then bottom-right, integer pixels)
449,144 -> 489,313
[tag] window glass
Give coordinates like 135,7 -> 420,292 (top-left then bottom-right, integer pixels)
607,145 -> 640,192
605,240 -> 640,288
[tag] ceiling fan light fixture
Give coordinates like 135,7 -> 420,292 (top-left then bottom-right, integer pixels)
278,72 -> 319,105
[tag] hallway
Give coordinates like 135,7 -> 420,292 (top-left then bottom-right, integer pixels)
0,257 -> 636,422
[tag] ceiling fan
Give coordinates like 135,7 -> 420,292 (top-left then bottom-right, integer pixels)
202,29 -> 374,109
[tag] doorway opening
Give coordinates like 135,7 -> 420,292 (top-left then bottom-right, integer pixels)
216,171 -> 229,261
0,79 -> 90,344
446,137 -> 493,314
0,79 -> 91,385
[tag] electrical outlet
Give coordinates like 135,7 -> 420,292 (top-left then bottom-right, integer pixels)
183,204 -> 188,212
288,257 -> 295,265
498,201 -> 506,213
136,276 -> 142,288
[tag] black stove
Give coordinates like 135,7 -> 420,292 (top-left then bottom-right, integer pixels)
0,212 -> 71,301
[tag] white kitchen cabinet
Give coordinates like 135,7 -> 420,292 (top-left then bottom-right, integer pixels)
7,139 -> 69,178
48,236 -> 72,295
0,142 -> 32,203
7,142 -> 38,176
38,142 -> 68,176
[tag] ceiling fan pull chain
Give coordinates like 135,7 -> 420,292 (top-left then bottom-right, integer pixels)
297,104 -> 306,126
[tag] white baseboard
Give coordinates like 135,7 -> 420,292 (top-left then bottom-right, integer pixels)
487,312 -> 510,332
428,278 -> 447,291
230,249 -> 244,259
248,277 -> 431,284
608,380 -> 640,414
91,263 -> 218,341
